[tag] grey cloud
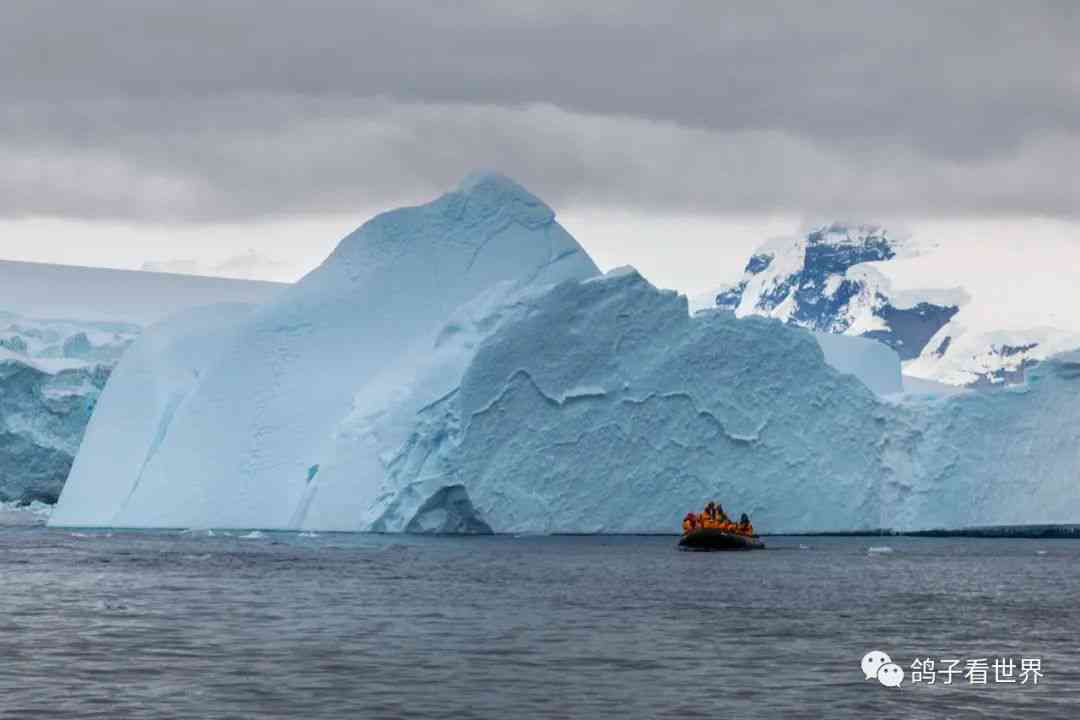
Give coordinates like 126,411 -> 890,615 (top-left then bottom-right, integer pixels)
0,1 -> 1076,221
1,99 -> 1075,222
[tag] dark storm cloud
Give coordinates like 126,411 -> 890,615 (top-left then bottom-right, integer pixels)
0,1 -> 1076,221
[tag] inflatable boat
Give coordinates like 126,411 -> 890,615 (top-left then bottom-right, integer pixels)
678,528 -> 765,551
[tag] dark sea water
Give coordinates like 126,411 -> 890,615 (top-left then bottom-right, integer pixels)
1,528 -> 1077,719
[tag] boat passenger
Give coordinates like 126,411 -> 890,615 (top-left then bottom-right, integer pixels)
682,513 -> 697,534
737,513 -> 755,536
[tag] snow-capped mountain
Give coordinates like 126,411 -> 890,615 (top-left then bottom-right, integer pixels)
708,223 -> 1080,386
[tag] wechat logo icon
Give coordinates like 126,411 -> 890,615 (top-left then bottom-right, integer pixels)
862,650 -> 904,688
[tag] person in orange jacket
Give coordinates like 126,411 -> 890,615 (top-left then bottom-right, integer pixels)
736,513 -> 755,536
682,512 -> 697,534
715,503 -> 732,524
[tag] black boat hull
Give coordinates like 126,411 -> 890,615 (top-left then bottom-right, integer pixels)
678,528 -> 764,551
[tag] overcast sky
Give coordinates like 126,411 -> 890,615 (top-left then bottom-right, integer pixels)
1,1 -> 1076,293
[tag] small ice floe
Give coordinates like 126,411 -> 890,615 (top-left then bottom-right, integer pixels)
799,544 -> 812,550
239,530 -> 265,539
1036,550 -> 1048,555
867,545 -> 895,554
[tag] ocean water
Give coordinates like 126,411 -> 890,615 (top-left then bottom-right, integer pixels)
1,528 -> 1077,719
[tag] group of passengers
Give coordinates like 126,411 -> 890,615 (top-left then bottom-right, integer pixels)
682,501 -> 755,537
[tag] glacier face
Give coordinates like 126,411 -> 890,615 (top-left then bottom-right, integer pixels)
0,313 -> 135,504
51,178 -> 1080,533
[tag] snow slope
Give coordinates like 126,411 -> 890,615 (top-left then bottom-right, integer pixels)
51,178 -> 1080,533
903,325 -> 1080,387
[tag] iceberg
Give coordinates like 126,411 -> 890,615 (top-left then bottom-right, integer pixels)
52,176 -> 1080,533
48,304 -> 259,525
0,262 -> 283,508
811,331 -> 901,397
369,269 -> 891,533
370,271 -> 1080,533
53,173 -> 599,529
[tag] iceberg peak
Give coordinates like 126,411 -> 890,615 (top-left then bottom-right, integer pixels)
456,169 -> 536,197
452,171 -> 554,228
320,172 -> 559,277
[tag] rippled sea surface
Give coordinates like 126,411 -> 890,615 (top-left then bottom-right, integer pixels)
1,528 -> 1077,719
